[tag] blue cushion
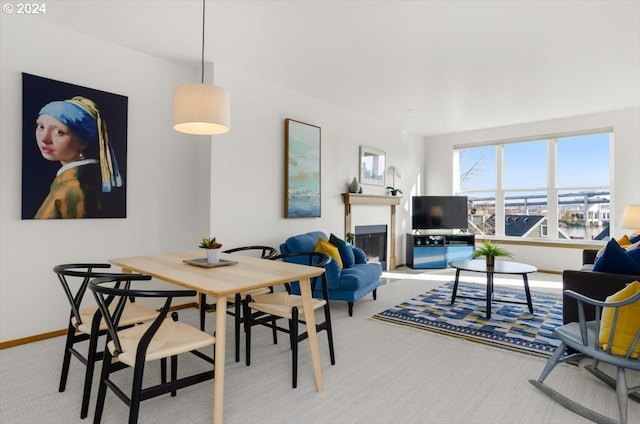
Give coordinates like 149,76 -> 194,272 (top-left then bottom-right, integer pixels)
286,257 -> 341,291
628,246 -> 640,267
329,233 -> 355,268
339,263 -> 382,291
631,234 -> 640,244
593,240 -> 640,275
353,247 -> 367,264
285,231 -> 327,253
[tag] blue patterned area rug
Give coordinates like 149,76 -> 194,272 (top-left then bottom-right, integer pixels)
372,282 -> 565,358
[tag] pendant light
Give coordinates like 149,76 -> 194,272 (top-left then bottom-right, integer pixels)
173,0 -> 230,135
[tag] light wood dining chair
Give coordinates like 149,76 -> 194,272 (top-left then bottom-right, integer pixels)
244,251 -> 336,388
199,245 -> 277,362
54,263 -> 158,419
90,274 -> 216,424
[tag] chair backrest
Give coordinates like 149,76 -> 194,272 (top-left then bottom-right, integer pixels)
279,232 -> 328,256
223,246 -> 277,259
89,275 -> 196,358
53,263 -> 142,327
279,233 -> 342,289
269,252 -> 331,297
567,287 -> 640,360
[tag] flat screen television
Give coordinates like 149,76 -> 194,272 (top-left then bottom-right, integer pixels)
412,196 -> 468,230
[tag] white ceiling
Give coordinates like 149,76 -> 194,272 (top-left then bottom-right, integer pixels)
35,0 -> 640,137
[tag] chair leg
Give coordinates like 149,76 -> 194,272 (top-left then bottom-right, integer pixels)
323,304 -> 336,365
169,312 -> 179,396
291,307 -> 299,389
585,363 -> 640,403
234,293 -> 241,363
199,293 -> 207,331
373,289 -> 377,300
80,327 -> 101,419
129,361 -> 145,424
244,296 -> 252,366
58,323 -> 76,392
93,348 -> 112,424
528,343 -> 625,424
348,302 -> 354,316
616,366 -> 629,424
535,342 -> 566,383
171,355 -> 178,397
271,316 -> 278,345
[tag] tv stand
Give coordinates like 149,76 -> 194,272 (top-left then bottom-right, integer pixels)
405,233 -> 475,269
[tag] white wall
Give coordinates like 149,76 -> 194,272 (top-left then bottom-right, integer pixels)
201,62 -> 425,269
423,107 -> 640,271
0,17 -> 210,341
0,16 -> 423,342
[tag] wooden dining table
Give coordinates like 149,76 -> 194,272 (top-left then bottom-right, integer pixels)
109,250 -> 326,424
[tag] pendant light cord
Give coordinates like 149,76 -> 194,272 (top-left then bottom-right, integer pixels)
201,0 -> 205,84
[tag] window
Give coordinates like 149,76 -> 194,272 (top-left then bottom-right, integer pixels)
455,131 -> 611,241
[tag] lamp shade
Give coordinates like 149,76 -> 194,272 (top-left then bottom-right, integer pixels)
173,83 -> 230,135
620,204 -> 640,230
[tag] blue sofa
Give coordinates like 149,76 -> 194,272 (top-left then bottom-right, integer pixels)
280,231 -> 381,316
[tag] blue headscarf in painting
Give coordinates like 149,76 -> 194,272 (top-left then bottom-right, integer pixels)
39,100 -> 98,145
39,96 -> 122,192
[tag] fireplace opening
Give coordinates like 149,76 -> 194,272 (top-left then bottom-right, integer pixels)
355,225 -> 387,270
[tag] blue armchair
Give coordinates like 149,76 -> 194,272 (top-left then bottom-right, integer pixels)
280,231 -> 381,316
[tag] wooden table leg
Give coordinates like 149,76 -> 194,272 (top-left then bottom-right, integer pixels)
298,276 -> 324,392
213,295 -> 227,424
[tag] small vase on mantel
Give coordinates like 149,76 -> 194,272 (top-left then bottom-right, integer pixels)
349,177 -> 361,193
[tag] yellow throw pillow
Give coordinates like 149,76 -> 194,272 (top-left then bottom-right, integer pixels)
617,235 -> 632,247
315,238 -> 343,269
599,281 -> 640,359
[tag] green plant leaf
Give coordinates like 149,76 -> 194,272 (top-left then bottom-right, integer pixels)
470,239 -> 513,259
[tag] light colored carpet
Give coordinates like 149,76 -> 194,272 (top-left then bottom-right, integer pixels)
1,268 -> 638,424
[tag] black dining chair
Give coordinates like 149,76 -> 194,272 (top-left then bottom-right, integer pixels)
199,245 -> 278,362
53,263 -> 158,419
90,274 -> 216,424
244,251 -> 335,388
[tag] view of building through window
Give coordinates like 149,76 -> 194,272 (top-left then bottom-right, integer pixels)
455,132 -> 610,241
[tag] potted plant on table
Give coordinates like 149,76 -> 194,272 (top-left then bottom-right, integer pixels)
199,237 -> 223,264
470,239 -> 513,267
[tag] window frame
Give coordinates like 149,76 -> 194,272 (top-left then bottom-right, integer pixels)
454,128 -> 612,242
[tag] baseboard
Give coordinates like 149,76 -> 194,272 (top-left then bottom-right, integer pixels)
0,302 -> 200,350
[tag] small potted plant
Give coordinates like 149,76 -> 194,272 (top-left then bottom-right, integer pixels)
386,165 -> 403,196
199,237 -> 223,264
345,232 -> 356,245
470,239 -> 513,267
386,186 -> 403,196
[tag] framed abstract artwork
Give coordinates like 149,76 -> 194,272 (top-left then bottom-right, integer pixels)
284,119 -> 321,218
359,146 -> 386,186
21,73 -> 128,219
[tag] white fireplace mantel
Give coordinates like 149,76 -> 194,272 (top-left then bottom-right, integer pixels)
342,193 -> 401,269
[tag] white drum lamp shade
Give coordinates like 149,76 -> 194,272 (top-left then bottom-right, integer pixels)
173,83 -> 230,135
620,204 -> 640,234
